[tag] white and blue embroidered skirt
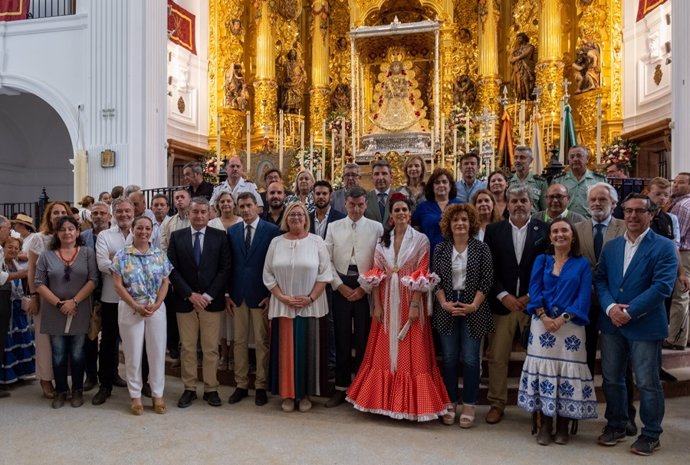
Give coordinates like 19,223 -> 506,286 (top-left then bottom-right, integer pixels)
517,318 -> 597,420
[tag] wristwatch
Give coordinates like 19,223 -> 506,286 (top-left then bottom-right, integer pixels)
562,312 -> 572,323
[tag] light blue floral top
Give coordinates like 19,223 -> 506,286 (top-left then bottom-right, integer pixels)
110,245 -> 173,305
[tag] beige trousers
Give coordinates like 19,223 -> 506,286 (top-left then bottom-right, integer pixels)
177,310 -> 222,391
233,302 -> 269,390
486,311 -> 530,410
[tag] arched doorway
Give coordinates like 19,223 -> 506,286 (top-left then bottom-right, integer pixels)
0,91 -> 74,204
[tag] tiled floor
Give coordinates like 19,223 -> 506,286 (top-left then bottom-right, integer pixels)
1,373 -> 689,465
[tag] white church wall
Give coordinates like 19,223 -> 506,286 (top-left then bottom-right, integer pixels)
622,0 -> 672,132
166,0 -> 209,152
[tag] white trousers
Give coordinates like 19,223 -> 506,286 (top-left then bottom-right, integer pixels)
118,301 -> 167,398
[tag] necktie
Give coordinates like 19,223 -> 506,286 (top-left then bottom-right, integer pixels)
593,223 -> 605,261
193,231 -> 202,265
245,224 -> 252,252
378,192 -> 387,218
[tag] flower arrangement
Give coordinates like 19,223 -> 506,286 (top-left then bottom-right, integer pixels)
603,138 -> 639,168
201,151 -> 223,183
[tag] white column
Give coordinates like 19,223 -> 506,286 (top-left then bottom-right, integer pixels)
672,0 -> 690,175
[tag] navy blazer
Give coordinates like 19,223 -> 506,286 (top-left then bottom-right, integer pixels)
167,226 -> 231,312
595,229 -> 677,341
484,218 -> 549,315
309,208 -> 346,238
227,219 -> 281,308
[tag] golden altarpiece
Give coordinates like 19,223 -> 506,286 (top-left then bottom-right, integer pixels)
208,0 -> 624,183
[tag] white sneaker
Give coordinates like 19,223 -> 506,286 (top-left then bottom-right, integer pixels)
281,398 -> 295,412
298,397 -> 312,412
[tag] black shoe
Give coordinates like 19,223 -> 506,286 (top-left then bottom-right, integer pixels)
662,340 -> 685,351
625,420 -> 638,437
0,390 -> 10,398
169,348 -> 180,359
142,383 -> 152,398
91,387 -> 111,405
255,389 -> 268,406
83,377 -> 98,392
113,375 -> 127,388
177,390 -> 197,408
70,390 -> 84,408
203,391 -> 222,407
325,390 -> 347,408
598,426 -> 627,446
52,392 -> 68,409
631,435 -> 661,456
228,387 -> 248,404
660,368 -> 678,382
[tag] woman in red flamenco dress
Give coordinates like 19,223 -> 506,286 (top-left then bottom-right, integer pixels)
347,195 -> 451,421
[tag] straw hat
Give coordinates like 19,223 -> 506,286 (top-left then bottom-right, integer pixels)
10,213 -> 36,232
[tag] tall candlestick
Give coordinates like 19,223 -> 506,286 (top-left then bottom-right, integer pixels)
331,129 -> 336,181
279,110 -> 284,172
341,124 -> 346,167
596,94 -> 602,164
453,126 -> 458,175
430,128 -> 435,172
558,99 -> 565,162
308,133 -> 313,171
465,111 -> 471,154
300,118 -> 305,153
519,101 -> 526,145
441,113 -> 446,160
321,121 -> 326,180
245,111 -> 251,173
217,115 -> 222,157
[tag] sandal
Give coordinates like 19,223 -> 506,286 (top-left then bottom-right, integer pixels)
442,404 -> 457,425
152,398 -> 167,415
131,400 -> 144,416
41,380 -> 56,399
459,405 -> 476,429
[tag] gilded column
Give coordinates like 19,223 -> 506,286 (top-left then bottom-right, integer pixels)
535,0 -> 564,122
441,25 -> 455,115
253,0 -> 277,134
310,1 -> 330,142
477,0 -> 500,115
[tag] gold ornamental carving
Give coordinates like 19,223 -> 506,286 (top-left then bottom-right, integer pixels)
254,79 -> 279,132
310,87 -> 330,139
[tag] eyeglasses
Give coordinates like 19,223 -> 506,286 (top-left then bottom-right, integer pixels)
623,208 -> 650,216
63,264 -> 72,282
547,195 -> 567,200
343,174 -> 359,178
287,212 -> 305,218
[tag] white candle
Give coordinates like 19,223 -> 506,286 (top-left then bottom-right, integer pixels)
453,126 -> 458,175
341,124 -> 346,167
309,133 -> 313,171
596,94 -> 602,164
300,118 -> 305,153
519,101 -> 526,145
246,111 -> 251,171
331,129 -> 336,181
216,115 -> 221,158
321,121 -> 327,180
558,99 -> 565,162
441,113 -> 446,160
465,111 -> 471,154
430,128 -> 435,172
279,110 -> 284,172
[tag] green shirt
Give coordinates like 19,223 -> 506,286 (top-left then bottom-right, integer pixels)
550,169 -> 606,218
509,172 -> 548,214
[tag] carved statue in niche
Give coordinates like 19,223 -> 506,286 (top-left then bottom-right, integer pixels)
369,49 -> 427,133
453,75 -> 477,107
572,42 -> 601,93
330,83 -> 351,113
280,48 -> 307,113
510,32 -> 536,101
224,63 -> 249,110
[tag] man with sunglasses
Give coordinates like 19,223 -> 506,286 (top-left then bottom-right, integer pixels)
532,183 -> 586,224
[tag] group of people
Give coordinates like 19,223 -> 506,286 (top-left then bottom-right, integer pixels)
1,146 -> 688,458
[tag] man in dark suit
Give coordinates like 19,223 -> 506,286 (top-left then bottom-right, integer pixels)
309,180 -> 345,239
364,159 -> 393,225
168,197 -> 231,408
226,192 -> 280,406
595,193 -> 677,456
484,185 -> 548,424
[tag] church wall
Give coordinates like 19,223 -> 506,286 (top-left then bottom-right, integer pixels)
622,0 -> 671,133
166,0 -> 210,152
0,0 -> 169,203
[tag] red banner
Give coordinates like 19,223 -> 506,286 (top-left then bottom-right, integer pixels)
168,0 -> 196,55
0,0 -> 29,21
637,0 -> 667,22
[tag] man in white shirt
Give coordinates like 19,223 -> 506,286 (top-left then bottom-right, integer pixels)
150,194 -> 170,249
324,186 -> 383,407
210,156 -> 264,209
92,198 -> 134,405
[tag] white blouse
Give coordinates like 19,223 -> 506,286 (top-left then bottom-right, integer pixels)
451,246 -> 468,291
263,234 -> 332,319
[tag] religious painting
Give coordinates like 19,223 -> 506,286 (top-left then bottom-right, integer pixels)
100,150 -> 116,168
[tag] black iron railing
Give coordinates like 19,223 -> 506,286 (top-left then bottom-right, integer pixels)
28,0 -> 76,19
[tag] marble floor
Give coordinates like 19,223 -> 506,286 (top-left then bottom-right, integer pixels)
1,374 -> 689,465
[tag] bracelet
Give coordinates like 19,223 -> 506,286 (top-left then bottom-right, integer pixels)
308,295 -> 315,303
73,299 -> 79,306
538,313 -> 546,320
